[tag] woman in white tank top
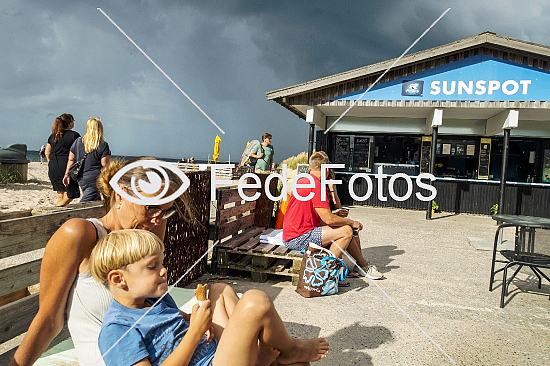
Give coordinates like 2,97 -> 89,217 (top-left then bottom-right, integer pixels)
10,158 -> 190,366
65,218 -> 111,366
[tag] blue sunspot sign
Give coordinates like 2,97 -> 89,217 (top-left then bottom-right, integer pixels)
334,55 -> 550,101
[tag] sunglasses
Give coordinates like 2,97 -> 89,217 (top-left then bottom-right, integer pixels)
145,205 -> 177,219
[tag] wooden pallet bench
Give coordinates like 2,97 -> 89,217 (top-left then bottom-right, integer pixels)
212,186 -> 303,283
216,228 -> 303,284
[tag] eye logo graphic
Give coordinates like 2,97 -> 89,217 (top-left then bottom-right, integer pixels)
109,160 -> 190,205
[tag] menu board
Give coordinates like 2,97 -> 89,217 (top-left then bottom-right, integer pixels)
420,136 -> 432,173
456,144 -> 465,156
478,138 -> 491,179
352,137 -> 371,171
297,164 -> 309,174
333,135 -> 351,166
436,139 -> 477,159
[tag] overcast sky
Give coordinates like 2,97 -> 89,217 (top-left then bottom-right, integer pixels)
1,0 -> 549,161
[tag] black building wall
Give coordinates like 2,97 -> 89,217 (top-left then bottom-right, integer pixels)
337,173 -> 550,218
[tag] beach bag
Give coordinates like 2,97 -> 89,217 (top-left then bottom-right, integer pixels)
68,139 -> 87,181
296,243 -> 348,298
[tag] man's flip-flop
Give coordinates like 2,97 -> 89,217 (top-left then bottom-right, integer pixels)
346,271 -> 360,278
338,281 -> 350,287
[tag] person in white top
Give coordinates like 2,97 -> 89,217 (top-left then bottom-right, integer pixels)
10,158 -> 190,366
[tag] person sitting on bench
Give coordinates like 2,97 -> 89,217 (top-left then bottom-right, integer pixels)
282,151 -> 383,280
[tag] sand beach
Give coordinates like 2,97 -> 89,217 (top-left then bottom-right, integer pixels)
0,162 -> 62,214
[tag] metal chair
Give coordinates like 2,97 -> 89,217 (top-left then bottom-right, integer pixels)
489,222 -> 550,308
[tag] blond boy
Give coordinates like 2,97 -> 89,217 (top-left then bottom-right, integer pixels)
91,229 -> 329,366
90,229 -> 216,366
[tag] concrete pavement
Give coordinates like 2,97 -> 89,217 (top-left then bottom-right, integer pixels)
193,206 -> 550,366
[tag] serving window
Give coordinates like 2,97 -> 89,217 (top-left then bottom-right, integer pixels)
327,132 -> 549,183
433,138 -> 479,178
489,139 -> 537,182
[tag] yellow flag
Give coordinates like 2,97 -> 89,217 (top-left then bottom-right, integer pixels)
213,135 -> 222,162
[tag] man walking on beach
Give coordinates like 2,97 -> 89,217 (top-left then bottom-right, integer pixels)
282,151 -> 384,279
250,133 -> 274,173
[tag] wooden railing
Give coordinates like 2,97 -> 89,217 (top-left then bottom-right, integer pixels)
0,203 -> 104,364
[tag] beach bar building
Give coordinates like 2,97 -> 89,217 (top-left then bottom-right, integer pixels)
266,32 -> 550,217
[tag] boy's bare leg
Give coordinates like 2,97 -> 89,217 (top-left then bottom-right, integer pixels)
212,289 -> 329,366
209,283 -> 240,340
209,283 -> 287,366
56,192 -> 64,206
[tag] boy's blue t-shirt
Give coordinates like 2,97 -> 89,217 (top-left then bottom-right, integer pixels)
98,294 -> 217,366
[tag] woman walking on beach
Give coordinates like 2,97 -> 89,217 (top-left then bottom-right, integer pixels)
63,118 -> 111,202
45,113 -> 80,206
10,158 -> 328,366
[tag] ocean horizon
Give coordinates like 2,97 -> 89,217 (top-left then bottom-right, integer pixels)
24,150 -> 233,165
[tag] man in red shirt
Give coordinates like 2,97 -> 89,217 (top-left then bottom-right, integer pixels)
283,151 -> 383,280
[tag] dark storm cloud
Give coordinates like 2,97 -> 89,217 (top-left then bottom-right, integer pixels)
1,0 -> 550,160
180,0 -> 452,83
180,0 -> 402,83
184,0 -> 550,83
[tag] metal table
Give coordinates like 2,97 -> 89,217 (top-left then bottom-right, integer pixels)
489,214 -> 550,308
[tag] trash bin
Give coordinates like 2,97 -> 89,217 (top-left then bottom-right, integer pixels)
0,144 -> 30,182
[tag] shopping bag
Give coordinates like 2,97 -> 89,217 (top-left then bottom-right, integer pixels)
296,243 -> 348,298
